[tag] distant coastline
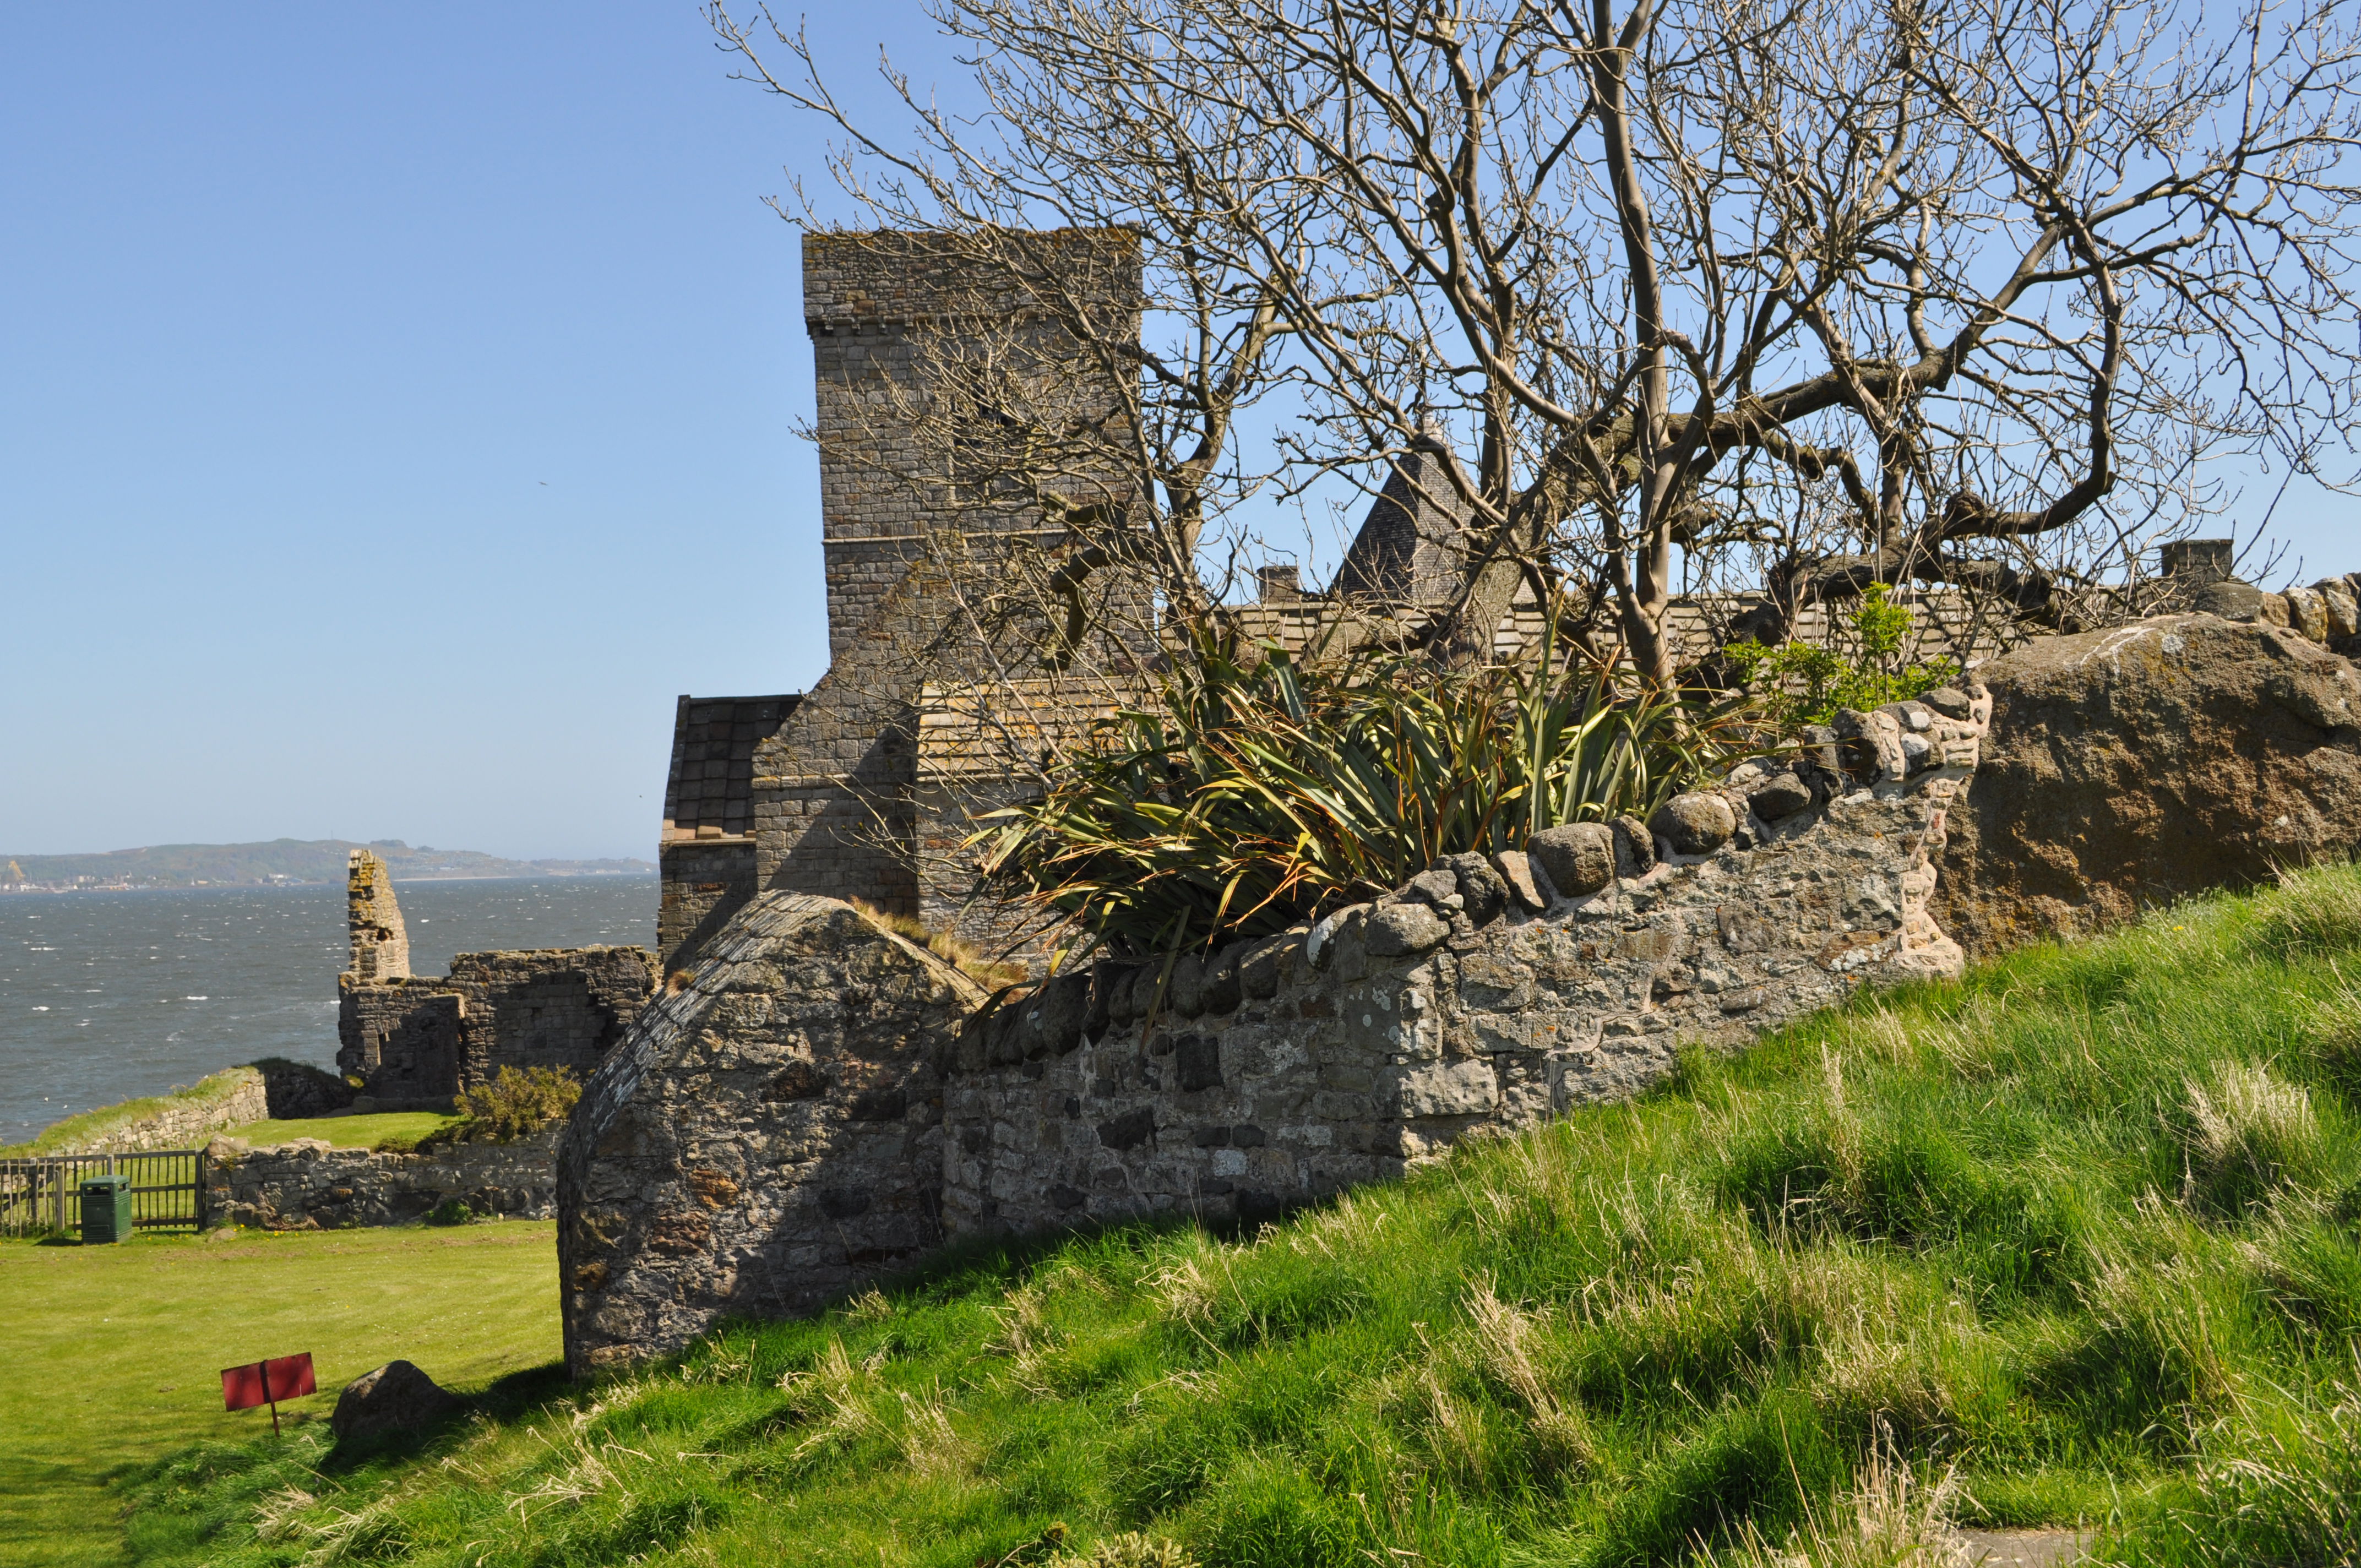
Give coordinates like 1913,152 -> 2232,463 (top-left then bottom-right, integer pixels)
0,837 -> 654,895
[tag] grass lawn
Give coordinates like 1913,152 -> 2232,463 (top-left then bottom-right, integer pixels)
0,1222 -> 561,1568
219,1112 -> 462,1150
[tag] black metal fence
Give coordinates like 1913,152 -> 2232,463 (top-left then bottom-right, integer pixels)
0,1149 -> 208,1235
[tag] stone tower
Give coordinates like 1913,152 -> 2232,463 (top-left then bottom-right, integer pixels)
802,227 -> 1144,658
654,228 -> 1145,970
345,849 -> 411,982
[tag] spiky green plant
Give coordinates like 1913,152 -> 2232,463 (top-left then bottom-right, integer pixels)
974,626 -> 1745,959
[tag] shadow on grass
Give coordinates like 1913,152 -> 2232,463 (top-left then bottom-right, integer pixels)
852,1192 -> 1346,1309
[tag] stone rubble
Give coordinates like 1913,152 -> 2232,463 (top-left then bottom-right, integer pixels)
330,1360 -> 461,1444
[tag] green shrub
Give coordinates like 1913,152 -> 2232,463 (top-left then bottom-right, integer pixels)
976,626 -> 1744,959
1724,584 -> 1962,732
442,1065 -> 583,1144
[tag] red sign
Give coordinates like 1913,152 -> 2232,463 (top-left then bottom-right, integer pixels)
222,1353 -> 316,1413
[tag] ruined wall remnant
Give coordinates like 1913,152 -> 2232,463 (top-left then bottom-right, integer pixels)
334,853 -> 659,1109
563,687 -> 1988,1373
346,850 -> 411,981
558,895 -> 983,1376
205,1126 -> 562,1230
1938,606 -> 2361,955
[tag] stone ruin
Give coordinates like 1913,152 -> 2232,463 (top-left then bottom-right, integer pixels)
559,683 -> 1989,1373
336,850 -> 659,1110
1940,579 -> 2361,955
573,222 -> 2361,1373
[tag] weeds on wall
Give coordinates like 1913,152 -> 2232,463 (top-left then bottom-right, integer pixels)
1722,585 -> 1963,731
974,626 -> 1747,958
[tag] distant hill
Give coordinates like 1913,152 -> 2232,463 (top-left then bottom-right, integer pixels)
0,839 -> 654,891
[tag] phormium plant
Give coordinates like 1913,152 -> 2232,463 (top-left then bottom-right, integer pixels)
973,624 -> 1748,962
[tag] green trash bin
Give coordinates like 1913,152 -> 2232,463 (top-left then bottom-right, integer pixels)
80,1174 -> 133,1244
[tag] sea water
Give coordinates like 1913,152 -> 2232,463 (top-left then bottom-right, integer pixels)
0,876 -> 657,1146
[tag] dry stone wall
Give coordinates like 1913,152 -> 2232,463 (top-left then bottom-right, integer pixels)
204,1128 -> 561,1229
562,684 -> 1988,1373
53,1060 -> 353,1155
72,1071 -> 267,1153
944,685 -> 1988,1236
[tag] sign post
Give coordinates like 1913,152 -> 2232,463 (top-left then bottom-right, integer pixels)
221,1353 -> 316,1435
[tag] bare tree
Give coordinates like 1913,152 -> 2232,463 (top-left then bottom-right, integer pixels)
715,0 -> 2361,683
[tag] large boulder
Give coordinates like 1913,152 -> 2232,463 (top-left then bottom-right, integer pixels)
557,894 -> 982,1378
330,1360 -> 459,1442
1936,613 -> 2361,955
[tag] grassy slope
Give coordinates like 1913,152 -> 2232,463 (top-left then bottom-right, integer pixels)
2,1069 -> 262,1156
0,1223 -> 561,1568
120,871 -> 2361,1567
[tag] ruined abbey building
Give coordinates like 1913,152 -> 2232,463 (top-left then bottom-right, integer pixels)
559,224 -> 2361,1376
657,228 -> 2017,973
337,850 -> 657,1110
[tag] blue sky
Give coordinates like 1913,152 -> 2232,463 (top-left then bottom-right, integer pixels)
3,6 -> 2353,862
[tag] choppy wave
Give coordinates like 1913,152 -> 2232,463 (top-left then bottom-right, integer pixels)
0,875 -> 656,1145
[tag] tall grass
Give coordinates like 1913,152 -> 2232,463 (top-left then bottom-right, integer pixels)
118,865 -> 2361,1568
976,626 -> 1745,959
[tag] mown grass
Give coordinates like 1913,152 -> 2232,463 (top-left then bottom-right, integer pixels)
117,868 -> 2361,1567
0,1222 -> 561,1568
219,1112 -> 461,1151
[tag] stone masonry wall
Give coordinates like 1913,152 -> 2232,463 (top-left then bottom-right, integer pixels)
563,683 -> 1989,1373
943,685 -> 1989,1237
338,948 -> 660,1109
558,896 -> 983,1376
659,694 -> 800,973
658,839 -> 761,978
204,1126 -> 562,1229
346,850 -> 411,981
